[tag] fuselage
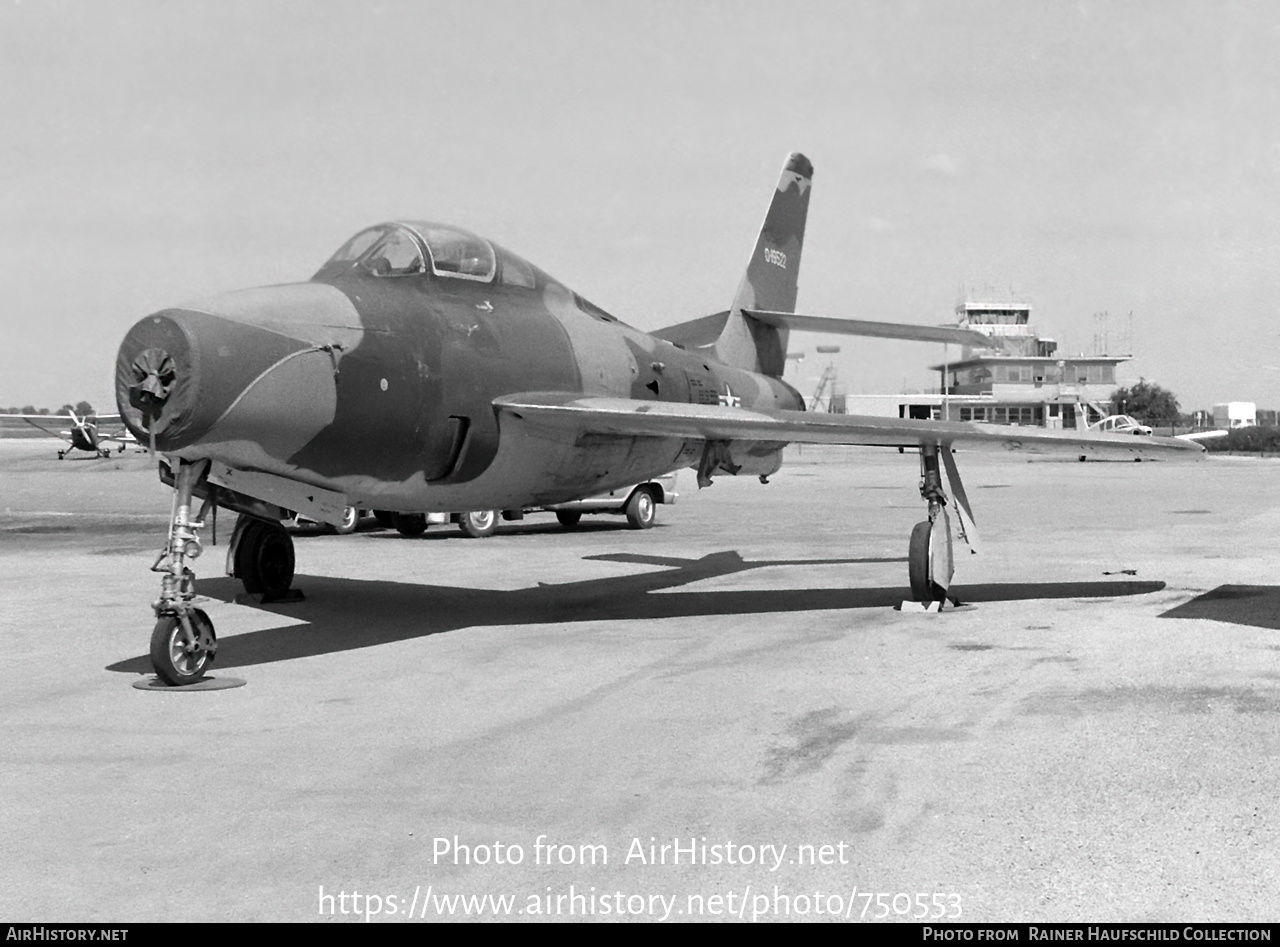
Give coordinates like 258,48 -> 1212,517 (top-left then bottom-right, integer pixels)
115,221 -> 803,512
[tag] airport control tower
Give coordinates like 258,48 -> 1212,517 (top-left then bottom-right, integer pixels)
953,297 -> 1044,357
843,294 -> 1132,430
931,296 -> 1130,429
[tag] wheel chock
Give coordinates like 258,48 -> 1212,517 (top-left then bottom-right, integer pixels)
895,595 -> 970,613
132,676 -> 246,692
897,599 -> 943,613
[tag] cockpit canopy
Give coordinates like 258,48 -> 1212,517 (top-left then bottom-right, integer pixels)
320,221 -> 537,286
316,220 -> 635,327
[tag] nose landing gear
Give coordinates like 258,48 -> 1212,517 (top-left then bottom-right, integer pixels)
149,459 -> 218,685
146,460 -> 304,684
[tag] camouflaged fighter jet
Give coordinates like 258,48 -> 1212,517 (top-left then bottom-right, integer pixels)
115,153 -> 1204,685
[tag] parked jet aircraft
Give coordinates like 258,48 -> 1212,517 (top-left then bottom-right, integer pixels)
115,153 -> 1203,685
4,410 -> 134,458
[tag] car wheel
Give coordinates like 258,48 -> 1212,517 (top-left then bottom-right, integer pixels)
458,510 -> 498,538
624,489 -> 656,529
332,506 -> 360,534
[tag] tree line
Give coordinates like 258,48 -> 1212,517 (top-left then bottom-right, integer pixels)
4,401 -> 97,417
1111,379 -> 1279,452
1111,380 -> 1277,427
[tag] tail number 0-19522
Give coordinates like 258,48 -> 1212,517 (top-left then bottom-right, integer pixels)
763,247 -> 787,268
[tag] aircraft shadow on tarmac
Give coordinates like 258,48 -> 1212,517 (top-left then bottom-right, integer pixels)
1158,585 -> 1280,631
106,551 -> 1165,674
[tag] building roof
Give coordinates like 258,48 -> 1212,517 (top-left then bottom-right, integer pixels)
930,354 -> 1131,371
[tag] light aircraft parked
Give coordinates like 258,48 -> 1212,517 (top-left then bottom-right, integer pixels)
1089,414 -> 1230,444
114,153 -> 1203,685
4,410 -> 135,458
1088,414 -> 1153,436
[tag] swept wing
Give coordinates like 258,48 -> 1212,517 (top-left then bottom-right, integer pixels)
494,393 -> 1205,460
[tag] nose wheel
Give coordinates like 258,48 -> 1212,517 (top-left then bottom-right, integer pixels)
150,608 -> 217,686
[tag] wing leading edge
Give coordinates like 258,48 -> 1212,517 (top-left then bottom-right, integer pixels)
494,393 -> 1206,459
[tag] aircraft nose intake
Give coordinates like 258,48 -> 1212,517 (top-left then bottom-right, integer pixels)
127,347 -> 177,419
115,308 -> 330,452
116,311 -> 201,445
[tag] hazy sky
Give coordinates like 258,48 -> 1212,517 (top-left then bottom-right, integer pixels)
3,0 -> 1278,413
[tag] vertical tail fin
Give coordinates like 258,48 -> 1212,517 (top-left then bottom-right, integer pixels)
713,152 -> 813,377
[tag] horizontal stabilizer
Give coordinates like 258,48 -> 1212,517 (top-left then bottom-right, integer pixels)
743,310 -> 1005,349
652,310 -> 1005,352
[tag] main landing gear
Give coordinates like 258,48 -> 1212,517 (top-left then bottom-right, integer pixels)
906,442 -> 977,608
229,515 -> 295,598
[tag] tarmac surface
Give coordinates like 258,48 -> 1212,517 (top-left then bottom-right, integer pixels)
1,438 -> 1278,923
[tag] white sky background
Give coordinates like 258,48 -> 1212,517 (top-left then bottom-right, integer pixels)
2,0 -> 1278,413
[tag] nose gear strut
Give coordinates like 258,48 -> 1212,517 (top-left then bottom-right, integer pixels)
148,458 -> 218,685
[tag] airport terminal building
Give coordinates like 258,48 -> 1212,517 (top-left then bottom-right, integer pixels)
844,299 -> 1127,430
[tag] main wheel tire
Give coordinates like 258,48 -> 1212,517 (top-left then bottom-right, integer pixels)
458,510 -> 498,538
373,510 -> 396,529
624,489 -> 656,529
236,519 -> 295,597
150,608 -> 216,686
908,520 -> 934,603
908,520 -> 948,604
395,513 -> 428,537
235,520 -> 264,593
332,506 -> 360,534
555,510 -> 582,529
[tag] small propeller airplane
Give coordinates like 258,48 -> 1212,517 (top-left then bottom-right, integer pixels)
4,410 -> 135,459
114,153 -> 1204,685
